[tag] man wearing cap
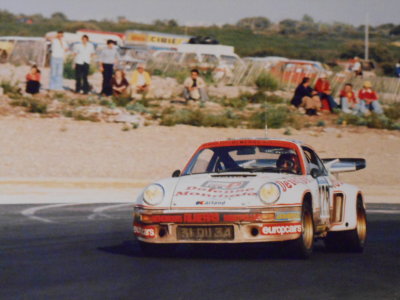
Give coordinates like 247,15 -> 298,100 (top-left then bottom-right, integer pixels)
358,81 -> 383,114
130,64 -> 151,99
98,40 -> 119,96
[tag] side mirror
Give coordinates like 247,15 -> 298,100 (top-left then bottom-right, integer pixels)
310,168 -> 321,179
172,170 -> 181,177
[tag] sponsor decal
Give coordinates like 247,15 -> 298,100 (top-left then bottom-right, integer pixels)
223,213 -> 261,222
175,184 -> 256,199
275,211 -> 301,221
196,200 -> 226,206
202,181 -> 249,190
133,223 -> 156,238
183,213 -> 220,223
261,223 -> 302,236
275,178 -> 311,192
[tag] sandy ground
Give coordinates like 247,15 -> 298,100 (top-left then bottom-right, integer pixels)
0,116 -> 399,203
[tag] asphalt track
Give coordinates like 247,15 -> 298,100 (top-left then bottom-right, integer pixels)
0,203 -> 399,300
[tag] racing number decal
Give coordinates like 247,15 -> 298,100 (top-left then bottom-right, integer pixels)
317,177 -> 330,220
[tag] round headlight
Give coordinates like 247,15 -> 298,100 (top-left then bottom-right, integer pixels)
259,183 -> 280,204
143,184 -> 164,206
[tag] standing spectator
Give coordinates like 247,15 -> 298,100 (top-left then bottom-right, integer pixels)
49,31 -> 68,90
73,35 -> 95,94
314,74 -> 338,112
358,81 -> 383,114
291,77 -> 321,116
183,69 -> 209,102
339,83 -> 360,114
395,60 -> 400,78
130,63 -> 151,99
112,69 -> 129,96
25,65 -> 41,95
98,40 -> 119,96
351,56 -> 362,77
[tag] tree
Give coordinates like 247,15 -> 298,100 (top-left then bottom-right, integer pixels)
302,14 -> 314,23
236,17 -> 271,31
51,12 -> 68,22
167,19 -> 178,27
389,25 -> 400,35
279,19 -> 298,34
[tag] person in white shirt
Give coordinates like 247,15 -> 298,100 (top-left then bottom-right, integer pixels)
73,35 -> 95,94
49,31 -> 68,91
98,40 -> 119,96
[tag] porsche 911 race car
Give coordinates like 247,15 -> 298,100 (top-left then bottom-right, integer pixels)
133,138 -> 367,258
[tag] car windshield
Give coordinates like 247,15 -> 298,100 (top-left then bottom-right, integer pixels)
184,145 -> 301,175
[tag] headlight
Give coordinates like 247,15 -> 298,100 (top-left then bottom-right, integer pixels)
143,184 -> 164,206
259,183 -> 280,204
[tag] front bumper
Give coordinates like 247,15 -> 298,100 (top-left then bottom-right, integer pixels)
133,207 -> 302,244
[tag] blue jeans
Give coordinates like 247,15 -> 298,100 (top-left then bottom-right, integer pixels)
340,97 -> 362,114
359,100 -> 383,114
319,93 -> 338,112
49,56 -> 64,90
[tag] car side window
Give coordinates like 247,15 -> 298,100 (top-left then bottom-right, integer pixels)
302,147 -> 328,176
191,149 -> 214,174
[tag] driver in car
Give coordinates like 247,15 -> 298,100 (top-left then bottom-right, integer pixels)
276,153 -> 300,174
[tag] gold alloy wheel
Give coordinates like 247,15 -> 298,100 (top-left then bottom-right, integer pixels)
356,207 -> 367,244
302,209 -> 314,249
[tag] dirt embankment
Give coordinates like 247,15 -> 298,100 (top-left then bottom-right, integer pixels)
0,117 -> 399,203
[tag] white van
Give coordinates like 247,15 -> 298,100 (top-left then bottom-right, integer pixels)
152,44 -> 242,69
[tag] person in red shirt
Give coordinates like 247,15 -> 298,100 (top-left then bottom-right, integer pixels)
358,81 -> 383,114
339,83 -> 360,114
25,65 -> 41,94
314,73 -> 338,112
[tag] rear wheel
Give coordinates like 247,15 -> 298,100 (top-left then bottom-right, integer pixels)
325,199 -> 367,252
291,201 -> 314,259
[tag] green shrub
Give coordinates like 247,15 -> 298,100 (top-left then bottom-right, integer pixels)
10,97 -> 47,113
126,102 -> 149,113
219,97 -> 247,109
112,95 -> 131,107
384,103 -> 400,121
0,80 -> 20,95
249,104 -> 304,129
160,108 -> 240,127
255,72 -> 279,91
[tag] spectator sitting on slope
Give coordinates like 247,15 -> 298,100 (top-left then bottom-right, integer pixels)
314,73 -> 338,112
291,77 -> 321,116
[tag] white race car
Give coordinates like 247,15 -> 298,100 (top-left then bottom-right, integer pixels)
133,138 -> 367,258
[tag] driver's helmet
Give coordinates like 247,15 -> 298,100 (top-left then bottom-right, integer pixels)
276,153 -> 300,173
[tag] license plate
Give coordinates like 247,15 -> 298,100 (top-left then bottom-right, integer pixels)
177,226 -> 234,241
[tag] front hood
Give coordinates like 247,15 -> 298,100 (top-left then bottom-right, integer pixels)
170,172 -> 286,209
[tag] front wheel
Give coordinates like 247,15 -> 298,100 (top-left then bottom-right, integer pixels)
291,201 -> 314,259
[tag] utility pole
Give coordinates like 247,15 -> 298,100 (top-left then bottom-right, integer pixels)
364,9 -> 369,61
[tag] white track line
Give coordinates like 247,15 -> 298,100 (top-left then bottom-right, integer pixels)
21,203 -> 84,223
367,209 -> 400,214
88,203 -> 133,220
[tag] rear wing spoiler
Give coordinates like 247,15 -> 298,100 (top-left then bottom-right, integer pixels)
322,158 -> 366,173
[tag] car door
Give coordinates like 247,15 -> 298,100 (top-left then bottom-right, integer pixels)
302,147 -> 332,225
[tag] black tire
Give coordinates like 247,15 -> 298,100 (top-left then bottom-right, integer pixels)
291,201 -> 314,259
325,199 -> 367,253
